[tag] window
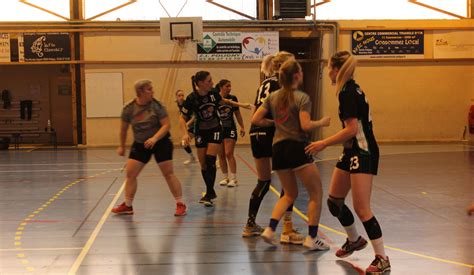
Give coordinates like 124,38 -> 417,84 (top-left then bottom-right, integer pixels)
311,0 -> 467,19
0,0 -> 70,21
85,0 -> 256,21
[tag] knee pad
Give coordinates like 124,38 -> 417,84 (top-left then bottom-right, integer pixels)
251,179 -> 270,199
327,197 -> 344,217
205,155 -> 217,170
363,216 -> 382,240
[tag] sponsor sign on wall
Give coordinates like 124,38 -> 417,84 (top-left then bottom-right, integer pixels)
351,30 -> 424,59
197,32 -> 279,61
433,30 -> 474,59
23,33 -> 71,61
0,33 -> 11,62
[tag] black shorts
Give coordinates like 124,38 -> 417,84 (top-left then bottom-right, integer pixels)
250,130 -> 274,159
129,138 -> 173,164
336,149 -> 379,175
272,140 -> 313,171
223,127 -> 237,140
195,126 -> 223,148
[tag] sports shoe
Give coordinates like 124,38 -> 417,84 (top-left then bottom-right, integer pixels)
111,202 -> 133,215
219,178 -> 229,186
227,179 -> 237,187
199,194 -> 214,207
303,236 -> 330,251
280,229 -> 305,245
365,255 -> 391,274
208,192 -> 217,200
261,227 -> 278,246
336,236 -> 368,258
183,155 -> 195,165
242,223 -> 264,237
174,202 -> 187,216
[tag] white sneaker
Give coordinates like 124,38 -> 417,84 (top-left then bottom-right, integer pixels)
219,178 -> 229,186
303,236 -> 330,251
183,156 -> 195,165
227,179 -> 237,187
261,227 -> 278,246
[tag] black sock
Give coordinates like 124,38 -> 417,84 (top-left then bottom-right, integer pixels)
269,218 -> 279,231
247,179 -> 271,225
184,146 -> 192,154
205,155 -> 217,196
308,225 -> 319,238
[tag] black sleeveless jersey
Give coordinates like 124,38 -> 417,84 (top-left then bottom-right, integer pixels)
217,94 -> 239,129
250,74 -> 280,133
338,79 -> 378,155
181,89 -> 222,130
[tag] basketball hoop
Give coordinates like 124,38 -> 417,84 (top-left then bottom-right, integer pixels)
174,36 -> 191,48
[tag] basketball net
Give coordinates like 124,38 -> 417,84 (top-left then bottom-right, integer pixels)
175,36 -> 190,49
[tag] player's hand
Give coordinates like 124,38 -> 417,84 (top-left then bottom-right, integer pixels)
144,137 -> 158,149
305,141 -> 327,155
240,128 -> 245,137
320,116 -> 331,127
243,103 -> 254,110
117,146 -> 125,156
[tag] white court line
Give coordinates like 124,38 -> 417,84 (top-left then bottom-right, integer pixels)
0,162 -> 123,167
0,169 -> 119,173
0,247 -> 82,252
68,181 -> 125,275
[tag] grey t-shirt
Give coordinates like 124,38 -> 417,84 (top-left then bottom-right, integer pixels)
121,98 -> 169,143
262,89 -> 311,145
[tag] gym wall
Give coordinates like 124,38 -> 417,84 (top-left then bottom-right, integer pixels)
82,21 -> 473,146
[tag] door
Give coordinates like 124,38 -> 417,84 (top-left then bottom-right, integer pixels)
49,75 -> 73,144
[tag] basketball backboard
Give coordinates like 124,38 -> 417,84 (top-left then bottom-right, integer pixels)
160,17 -> 203,44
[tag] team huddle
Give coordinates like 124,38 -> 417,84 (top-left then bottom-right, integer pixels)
111,50 -> 391,275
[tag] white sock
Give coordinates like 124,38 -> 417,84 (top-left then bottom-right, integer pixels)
230,173 -> 236,180
125,197 -> 134,207
175,196 -> 183,204
344,224 -> 359,242
370,237 -> 386,258
222,173 -> 228,180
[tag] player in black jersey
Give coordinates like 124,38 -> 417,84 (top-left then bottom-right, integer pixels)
175,90 -> 196,165
180,71 -> 252,207
242,51 -> 304,245
305,51 -> 391,274
215,79 -> 246,187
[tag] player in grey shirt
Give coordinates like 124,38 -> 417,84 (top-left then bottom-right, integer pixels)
252,59 -> 331,251
112,79 -> 187,217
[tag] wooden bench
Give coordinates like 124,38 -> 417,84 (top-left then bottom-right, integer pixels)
10,131 -> 57,150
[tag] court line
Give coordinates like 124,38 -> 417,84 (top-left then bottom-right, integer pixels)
0,247 -> 82,252
71,178 -> 119,237
67,181 -> 125,275
12,169 -> 121,273
0,162 -> 123,167
236,153 -> 474,269
0,169 -> 119,173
